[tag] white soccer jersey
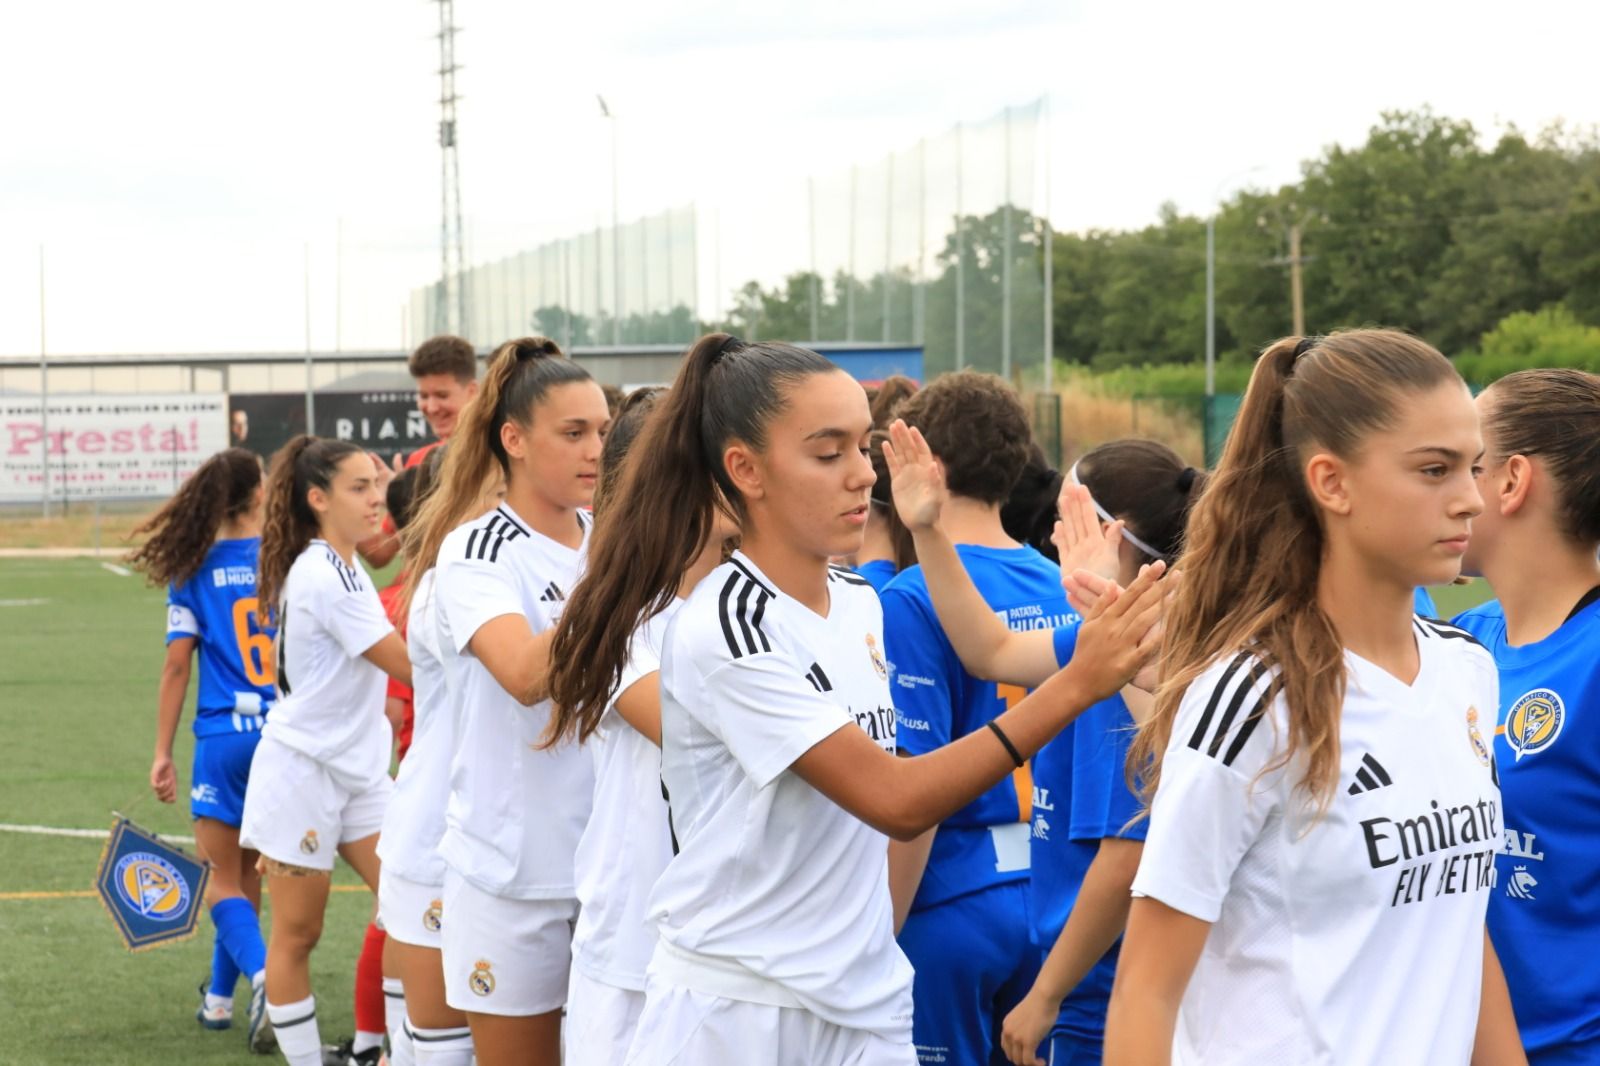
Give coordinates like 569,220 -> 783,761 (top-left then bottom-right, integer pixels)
262,540 -> 394,787
646,553 -> 913,1043
435,504 -> 594,900
571,598 -> 682,992
1132,618 -> 1503,1065
377,569 -> 451,885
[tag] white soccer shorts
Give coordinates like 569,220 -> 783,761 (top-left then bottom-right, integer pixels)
379,866 -> 445,950
564,966 -> 647,1066
440,869 -> 577,1016
239,736 -> 391,872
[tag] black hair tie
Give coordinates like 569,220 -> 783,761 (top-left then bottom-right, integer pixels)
1292,336 -> 1318,360
712,334 -> 745,366
1176,466 -> 1197,492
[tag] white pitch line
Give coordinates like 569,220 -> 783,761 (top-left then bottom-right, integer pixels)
100,561 -> 133,577
0,598 -> 49,607
0,822 -> 194,845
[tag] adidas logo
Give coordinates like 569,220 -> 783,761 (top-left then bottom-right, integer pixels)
539,582 -> 565,603
804,663 -> 833,693
1347,753 -> 1394,795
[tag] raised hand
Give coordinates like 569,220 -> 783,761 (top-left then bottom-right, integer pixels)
1067,561 -> 1171,702
883,419 -> 947,532
1052,482 -> 1124,613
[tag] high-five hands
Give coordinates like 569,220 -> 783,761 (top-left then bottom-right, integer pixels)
1052,482 -> 1124,615
1067,560 -> 1171,702
883,420 -> 948,532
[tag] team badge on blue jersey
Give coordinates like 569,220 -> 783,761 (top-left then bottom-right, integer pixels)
95,818 -> 210,952
1504,688 -> 1565,761
1466,707 -> 1492,766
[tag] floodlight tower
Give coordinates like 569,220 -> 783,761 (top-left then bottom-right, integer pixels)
434,0 -> 468,338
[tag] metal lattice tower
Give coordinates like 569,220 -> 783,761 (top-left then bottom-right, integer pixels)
434,0 -> 467,338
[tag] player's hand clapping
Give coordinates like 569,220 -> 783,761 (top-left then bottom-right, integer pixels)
1065,559 -> 1169,703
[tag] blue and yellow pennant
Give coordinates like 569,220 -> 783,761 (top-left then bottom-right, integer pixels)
95,817 -> 210,952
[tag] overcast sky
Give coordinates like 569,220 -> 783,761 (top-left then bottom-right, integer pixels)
2,0 -> 1596,356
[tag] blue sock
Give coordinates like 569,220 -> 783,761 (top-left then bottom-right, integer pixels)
211,897 -> 267,982
209,931 -> 242,998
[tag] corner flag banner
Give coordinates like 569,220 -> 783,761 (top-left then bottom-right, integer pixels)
95,818 -> 210,952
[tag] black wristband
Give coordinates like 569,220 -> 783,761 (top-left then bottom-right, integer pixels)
987,720 -> 1025,768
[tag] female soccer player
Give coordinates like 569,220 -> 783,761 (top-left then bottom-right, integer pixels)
1454,368 -> 1600,1065
399,336 -> 610,1066
885,428 -> 1206,1065
545,386 -> 732,1065
547,332 -> 1170,1066
241,436 -> 412,1066
879,370 -> 1080,1066
1103,331 -> 1524,1065
131,447 -> 277,1053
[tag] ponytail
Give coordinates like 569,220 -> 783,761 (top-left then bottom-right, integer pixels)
127,447 -> 263,587
1132,329 -> 1460,815
257,435 -> 363,616
547,332 -> 834,742
399,336 -> 590,616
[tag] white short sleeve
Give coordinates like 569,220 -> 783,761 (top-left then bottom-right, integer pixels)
323,578 -> 395,660
437,554 -> 524,656
1132,653 -> 1283,923
704,654 -> 856,790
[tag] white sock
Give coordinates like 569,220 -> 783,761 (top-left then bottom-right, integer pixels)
265,995 -> 321,1066
204,993 -> 233,1012
383,978 -> 414,1066
409,1022 -> 474,1066
353,1030 -> 385,1056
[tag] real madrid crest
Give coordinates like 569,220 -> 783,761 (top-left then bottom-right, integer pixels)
866,633 -> 888,680
423,899 -> 443,933
299,829 -> 320,855
1466,707 -> 1491,767
470,959 -> 496,997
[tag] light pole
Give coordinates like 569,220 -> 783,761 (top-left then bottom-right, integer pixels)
598,95 -> 621,345
1205,165 -> 1266,396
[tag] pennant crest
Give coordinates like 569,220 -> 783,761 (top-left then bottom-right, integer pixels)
95,817 -> 210,952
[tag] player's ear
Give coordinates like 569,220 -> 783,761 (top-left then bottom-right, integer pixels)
500,418 -> 527,463
723,441 -> 765,502
1499,454 -> 1534,517
1303,451 -> 1350,517
306,484 -> 330,516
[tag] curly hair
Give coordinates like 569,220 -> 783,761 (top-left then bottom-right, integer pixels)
408,334 -> 476,382
894,370 -> 1032,504
126,448 -> 263,588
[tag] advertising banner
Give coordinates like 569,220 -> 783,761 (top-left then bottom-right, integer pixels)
0,393 -> 227,502
228,391 -> 430,466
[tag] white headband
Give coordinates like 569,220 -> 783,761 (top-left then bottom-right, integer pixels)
1066,461 -> 1169,562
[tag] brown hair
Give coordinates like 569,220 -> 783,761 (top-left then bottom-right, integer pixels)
1131,330 -> 1462,815
547,333 -> 836,737
868,374 -> 919,429
896,370 -> 1032,504
1075,439 -> 1208,562
542,386 -> 672,746
400,337 -> 592,614
409,335 -> 477,382
1481,369 -> 1600,544
257,435 -> 365,615
127,448 -> 263,587
869,428 -> 917,570
1000,442 -> 1064,559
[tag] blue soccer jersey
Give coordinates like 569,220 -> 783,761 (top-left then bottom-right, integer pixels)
1414,587 -> 1439,618
882,544 -> 1078,909
856,558 -> 899,595
165,538 -> 277,738
1454,594 -> 1600,1060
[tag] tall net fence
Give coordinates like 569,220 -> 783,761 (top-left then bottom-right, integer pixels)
405,98 -> 1049,382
